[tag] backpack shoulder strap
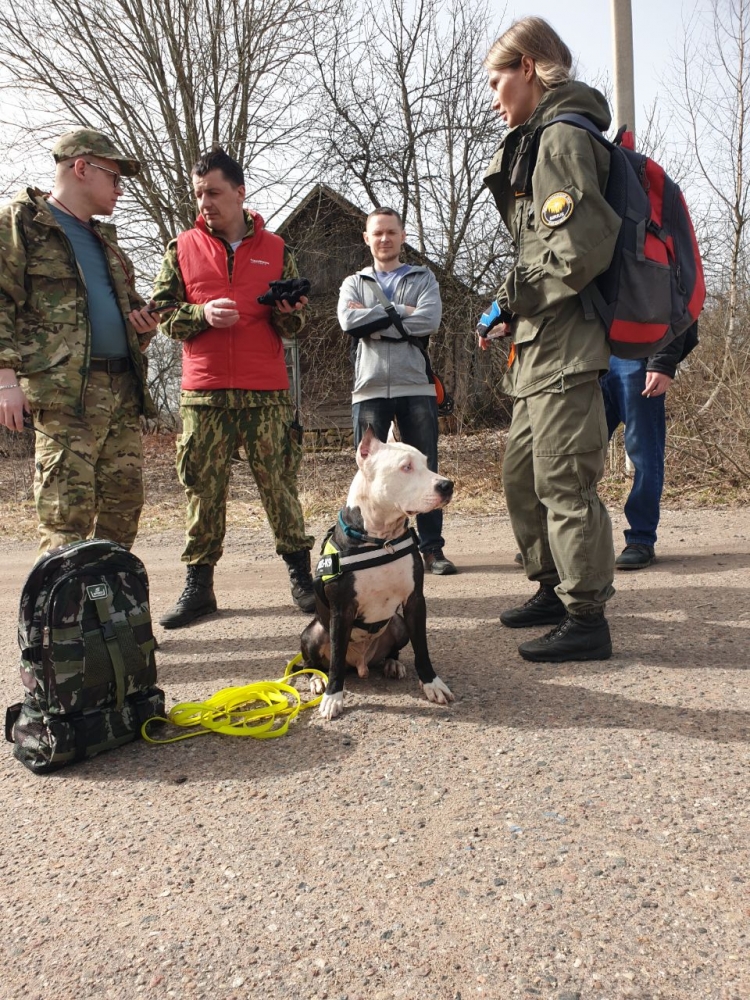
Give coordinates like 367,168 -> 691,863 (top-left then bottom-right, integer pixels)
512,115 -> 613,198
364,274 -> 438,384
544,113 -> 614,150
365,276 -> 410,342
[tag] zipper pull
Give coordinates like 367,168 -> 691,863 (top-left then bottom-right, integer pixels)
43,626 -> 51,648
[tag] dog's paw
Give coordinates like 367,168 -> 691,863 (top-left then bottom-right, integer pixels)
319,692 -> 344,720
383,658 -> 406,680
421,676 -> 454,705
309,674 -> 326,697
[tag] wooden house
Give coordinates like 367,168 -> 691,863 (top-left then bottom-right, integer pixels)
276,184 -> 500,441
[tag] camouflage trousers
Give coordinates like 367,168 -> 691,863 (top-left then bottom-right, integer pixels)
33,370 -> 144,558
177,401 -> 314,565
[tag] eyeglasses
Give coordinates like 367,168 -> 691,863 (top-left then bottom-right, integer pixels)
70,160 -> 125,190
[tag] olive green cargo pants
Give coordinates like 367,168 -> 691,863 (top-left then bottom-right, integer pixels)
33,369 -> 144,557
502,379 -> 615,614
177,402 -> 314,566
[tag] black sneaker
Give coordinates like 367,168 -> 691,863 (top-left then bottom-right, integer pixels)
518,613 -> 612,663
500,585 -> 566,629
615,544 -> 655,570
423,549 -> 458,575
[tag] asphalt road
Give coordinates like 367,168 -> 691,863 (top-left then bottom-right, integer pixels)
1,508 -> 748,1000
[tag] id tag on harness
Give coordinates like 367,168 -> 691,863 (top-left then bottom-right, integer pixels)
316,552 -> 340,580
86,583 -> 110,601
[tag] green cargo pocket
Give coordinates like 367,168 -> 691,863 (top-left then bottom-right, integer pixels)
34,442 -> 70,529
514,314 -> 551,348
176,428 -> 220,498
529,380 -> 608,457
284,419 -> 304,476
10,688 -> 165,774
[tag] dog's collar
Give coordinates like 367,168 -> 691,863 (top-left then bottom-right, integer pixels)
337,510 -> 407,547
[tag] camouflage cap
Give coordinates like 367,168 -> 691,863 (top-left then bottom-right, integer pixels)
51,129 -> 141,176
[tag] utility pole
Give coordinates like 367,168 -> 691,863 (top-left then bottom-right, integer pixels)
610,0 -> 638,478
610,0 -> 636,139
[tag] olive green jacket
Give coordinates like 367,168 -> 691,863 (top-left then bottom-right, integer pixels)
0,188 -> 155,416
151,211 -> 306,408
484,81 -> 622,397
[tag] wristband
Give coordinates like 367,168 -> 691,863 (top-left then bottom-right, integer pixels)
0,383 -> 20,390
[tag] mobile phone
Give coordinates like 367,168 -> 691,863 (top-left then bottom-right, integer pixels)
146,301 -> 179,316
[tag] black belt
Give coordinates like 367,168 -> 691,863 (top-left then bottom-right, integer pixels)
89,357 -> 131,374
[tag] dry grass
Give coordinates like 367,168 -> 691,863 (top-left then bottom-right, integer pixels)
3,426 -> 749,544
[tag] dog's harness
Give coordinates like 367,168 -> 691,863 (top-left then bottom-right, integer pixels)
314,512 -> 419,634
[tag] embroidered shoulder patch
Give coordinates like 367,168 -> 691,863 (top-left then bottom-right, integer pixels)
541,191 -> 575,228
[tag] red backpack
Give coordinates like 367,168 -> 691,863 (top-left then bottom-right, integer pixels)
537,114 -> 706,358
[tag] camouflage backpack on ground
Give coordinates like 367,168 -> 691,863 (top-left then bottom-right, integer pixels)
5,539 -> 164,774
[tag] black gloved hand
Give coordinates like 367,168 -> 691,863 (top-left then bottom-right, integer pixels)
257,277 -> 311,307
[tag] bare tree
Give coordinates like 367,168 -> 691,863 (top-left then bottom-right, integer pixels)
0,0 -> 337,424
666,0 -> 750,414
305,0 -> 512,290
0,0 -> 336,259
299,0 -> 515,423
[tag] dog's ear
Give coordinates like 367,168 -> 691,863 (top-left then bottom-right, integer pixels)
357,426 -> 381,467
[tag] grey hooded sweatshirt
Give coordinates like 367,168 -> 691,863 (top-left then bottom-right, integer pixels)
337,265 -> 441,403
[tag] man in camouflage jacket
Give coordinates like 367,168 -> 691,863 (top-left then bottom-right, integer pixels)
0,129 -> 158,557
151,147 -> 315,627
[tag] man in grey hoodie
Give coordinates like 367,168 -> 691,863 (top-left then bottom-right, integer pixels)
337,207 -> 456,575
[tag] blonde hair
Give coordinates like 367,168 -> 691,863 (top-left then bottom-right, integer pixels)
484,16 -> 573,91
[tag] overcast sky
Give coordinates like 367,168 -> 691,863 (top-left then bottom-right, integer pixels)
503,0 -> 695,129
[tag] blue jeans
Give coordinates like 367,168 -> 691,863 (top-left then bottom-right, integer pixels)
601,357 -> 666,548
352,395 -> 444,553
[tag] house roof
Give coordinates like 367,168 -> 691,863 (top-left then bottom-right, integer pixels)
276,182 -> 366,234
276,182 -> 475,294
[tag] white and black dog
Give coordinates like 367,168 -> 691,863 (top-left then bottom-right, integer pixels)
301,427 -> 455,720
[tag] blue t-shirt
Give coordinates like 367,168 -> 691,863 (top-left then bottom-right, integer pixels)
373,263 -> 411,303
49,204 -> 129,359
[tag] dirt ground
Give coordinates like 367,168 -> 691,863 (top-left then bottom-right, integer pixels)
1,498 -> 749,1000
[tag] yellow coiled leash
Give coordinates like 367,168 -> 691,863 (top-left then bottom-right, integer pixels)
141,654 -> 327,744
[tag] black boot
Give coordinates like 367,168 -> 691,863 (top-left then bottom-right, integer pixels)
518,611 -> 612,663
500,584 -> 566,629
282,550 -> 316,613
159,564 -> 217,629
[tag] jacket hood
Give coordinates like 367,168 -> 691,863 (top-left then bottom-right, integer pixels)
526,80 -> 612,133
357,264 -> 429,278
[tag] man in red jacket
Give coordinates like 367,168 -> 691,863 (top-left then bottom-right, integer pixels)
152,148 -> 315,627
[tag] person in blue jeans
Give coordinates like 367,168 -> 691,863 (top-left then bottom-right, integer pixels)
338,207 -> 456,575
601,323 -> 698,569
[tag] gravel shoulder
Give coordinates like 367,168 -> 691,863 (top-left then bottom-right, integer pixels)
1,507 -> 748,1000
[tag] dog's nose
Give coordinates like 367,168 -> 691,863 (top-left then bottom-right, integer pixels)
436,479 -> 454,496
